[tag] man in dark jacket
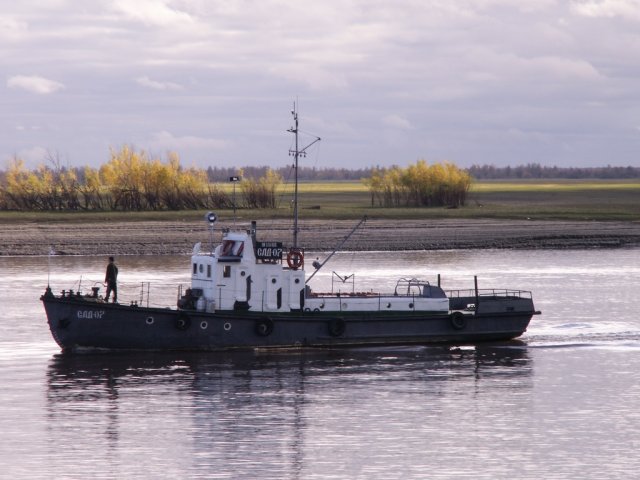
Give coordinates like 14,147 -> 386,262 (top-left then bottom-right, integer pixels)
105,256 -> 118,303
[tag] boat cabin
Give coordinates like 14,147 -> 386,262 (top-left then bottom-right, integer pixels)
186,230 -> 305,313
181,228 -> 449,315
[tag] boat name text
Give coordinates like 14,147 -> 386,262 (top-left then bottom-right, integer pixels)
255,241 -> 283,260
78,310 -> 106,319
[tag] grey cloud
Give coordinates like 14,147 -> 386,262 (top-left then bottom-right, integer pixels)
2,0 -> 640,169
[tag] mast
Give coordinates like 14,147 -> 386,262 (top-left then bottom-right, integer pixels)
289,106 -> 300,248
288,103 -> 320,248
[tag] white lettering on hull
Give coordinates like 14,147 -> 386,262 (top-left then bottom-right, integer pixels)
77,310 -> 106,319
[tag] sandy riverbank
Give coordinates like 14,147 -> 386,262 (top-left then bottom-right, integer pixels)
1,218 -> 640,256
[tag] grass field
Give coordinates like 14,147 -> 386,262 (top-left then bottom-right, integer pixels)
1,179 -> 639,223
277,179 -> 640,221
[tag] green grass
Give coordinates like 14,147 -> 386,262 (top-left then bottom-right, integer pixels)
1,179 -> 639,223
465,180 -> 640,221
470,179 -> 640,192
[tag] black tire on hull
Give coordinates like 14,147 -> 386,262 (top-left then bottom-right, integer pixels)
175,313 -> 191,331
328,318 -> 346,337
255,317 -> 274,337
450,312 -> 467,330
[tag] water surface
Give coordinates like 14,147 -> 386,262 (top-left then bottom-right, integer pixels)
2,248 -> 640,479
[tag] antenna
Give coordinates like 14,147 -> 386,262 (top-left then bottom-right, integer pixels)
287,101 -> 320,248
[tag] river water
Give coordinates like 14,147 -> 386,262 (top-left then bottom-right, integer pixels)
1,248 -> 640,479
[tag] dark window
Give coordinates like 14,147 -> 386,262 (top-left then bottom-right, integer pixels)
193,263 -> 197,275
223,265 -> 231,278
277,288 -> 282,309
207,264 -> 211,278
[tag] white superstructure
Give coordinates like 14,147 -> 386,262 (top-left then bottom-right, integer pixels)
188,228 -> 449,315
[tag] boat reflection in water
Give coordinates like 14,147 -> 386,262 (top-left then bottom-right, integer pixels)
46,345 -> 532,477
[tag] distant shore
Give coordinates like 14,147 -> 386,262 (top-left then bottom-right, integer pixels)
1,218 -> 639,256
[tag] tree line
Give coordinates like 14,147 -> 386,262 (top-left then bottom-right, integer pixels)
211,163 -> 640,181
207,165 -> 370,182
467,163 -> 640,179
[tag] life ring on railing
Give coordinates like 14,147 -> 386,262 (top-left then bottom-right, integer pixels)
450,312 -> 466,330
175,313 -> 191,331
286,248 -> 304,270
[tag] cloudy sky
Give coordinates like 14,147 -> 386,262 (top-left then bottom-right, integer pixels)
2,0 -> 640,170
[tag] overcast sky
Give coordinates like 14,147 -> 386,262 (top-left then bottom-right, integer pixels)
2,0 -> 640,170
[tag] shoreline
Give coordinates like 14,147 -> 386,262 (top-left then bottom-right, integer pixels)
2,218 -> 640,256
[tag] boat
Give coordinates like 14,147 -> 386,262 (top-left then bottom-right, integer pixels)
41,107 -> 541,352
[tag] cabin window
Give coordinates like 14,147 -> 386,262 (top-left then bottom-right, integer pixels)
246,275 -> 252,301
277,288 -> 282,309
207,264 -> 211,278
233,241 -> 244,256
223,265 -> 231,278
222,240 -> 233,256
193,263 -> 197,275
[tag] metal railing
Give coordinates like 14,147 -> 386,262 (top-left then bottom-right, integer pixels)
56,278 -> 186,309
446,288 -> 533,299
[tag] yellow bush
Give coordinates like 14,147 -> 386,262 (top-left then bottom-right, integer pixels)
364,160 -> 472,207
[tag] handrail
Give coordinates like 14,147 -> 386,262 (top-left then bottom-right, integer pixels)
309,288 -> 531,299
446,288 -> 532,299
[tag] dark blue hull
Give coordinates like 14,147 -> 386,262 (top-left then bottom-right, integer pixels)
42,293 -> 537,352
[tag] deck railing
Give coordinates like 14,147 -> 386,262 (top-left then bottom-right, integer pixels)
445,288 -> 533,299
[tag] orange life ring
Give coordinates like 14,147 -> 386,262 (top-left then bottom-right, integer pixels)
286,248 -> 304,269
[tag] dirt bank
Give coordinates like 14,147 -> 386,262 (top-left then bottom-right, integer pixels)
2,218 -> 640,256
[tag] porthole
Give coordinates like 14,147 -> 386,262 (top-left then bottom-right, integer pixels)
294,278 -> 300,284
146,316 -> 154,325
200,321 -> 208,330
409,303 -> 414,309
271,278 -> 277,284
224,322 -> 232,331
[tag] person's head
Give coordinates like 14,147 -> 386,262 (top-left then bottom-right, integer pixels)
109,256 -> 115,263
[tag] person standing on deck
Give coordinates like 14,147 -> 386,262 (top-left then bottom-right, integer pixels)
104,256 -> 118,303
